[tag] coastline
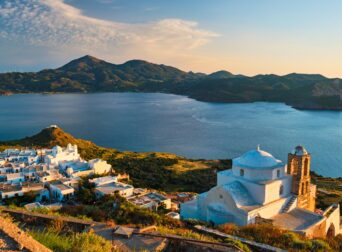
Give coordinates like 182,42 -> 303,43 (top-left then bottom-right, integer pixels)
2,90 -> 342,111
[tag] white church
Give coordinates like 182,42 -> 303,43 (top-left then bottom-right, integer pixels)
181,145 -> 341,238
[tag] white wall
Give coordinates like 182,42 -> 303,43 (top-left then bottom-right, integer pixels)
1,190 -> 23,199
202,186 -> 248,226
50,185 -> 74,201
248,196 -> 289,223
89,159 -> 111,174
218,169 -> 292,205
264,176 -> 292,204
232,165 -> 285,181
324,204 -> 341,236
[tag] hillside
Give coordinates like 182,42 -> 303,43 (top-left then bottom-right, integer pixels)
0,126 -> 229,192
1,56 -> 342,110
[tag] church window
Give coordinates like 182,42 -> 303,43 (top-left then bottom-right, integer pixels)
279,185 -> 284,195
304,159 -> 309,176
240,169 -> 244,177
301,182 -> 305,195
306,181 -> 309,193
277,170 -> 280,178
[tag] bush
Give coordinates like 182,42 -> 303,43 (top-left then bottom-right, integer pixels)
311,239 -> 331,251
70,232 -> 112,252
4,191 -> 36,206
30,230 -> 113,252
219,223 -> 239,235
218,224 -> 320,251
224,238 -> 251,252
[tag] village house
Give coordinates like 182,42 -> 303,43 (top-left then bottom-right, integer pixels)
128,192 -> 172,211
35,169 -> 63,183
60,158 -> 112,177
0,182 -> 47,201
44,144 -> 81,167
49,180 -> 75,202
89,176 -> 118,186
94,181 -> 134,198
181,145 -> 341,238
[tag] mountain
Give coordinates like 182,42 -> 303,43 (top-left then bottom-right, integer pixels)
0,125 -> 103,159
207,70 -> 235,79
1,55 -> 342,110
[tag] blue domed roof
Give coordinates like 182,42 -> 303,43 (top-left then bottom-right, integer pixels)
233,146 -> 282,169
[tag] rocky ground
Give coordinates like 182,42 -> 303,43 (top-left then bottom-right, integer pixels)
0,229 -> 25,252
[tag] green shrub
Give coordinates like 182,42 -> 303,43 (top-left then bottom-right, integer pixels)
224,238 -> 251,252
311,239 -> 331,251
70,232 -> 112,252
30,230 -> 112,252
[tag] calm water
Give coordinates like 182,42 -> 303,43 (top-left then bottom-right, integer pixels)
0,93 -> 342,177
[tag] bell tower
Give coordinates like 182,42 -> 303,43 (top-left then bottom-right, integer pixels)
287,145 -> 315,211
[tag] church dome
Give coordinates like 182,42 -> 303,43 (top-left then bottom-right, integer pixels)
233,146 -> 282,169
293,145 -> 308,156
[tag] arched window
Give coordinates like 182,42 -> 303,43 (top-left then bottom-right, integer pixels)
279,185 -> 284,195
240,169 -> 244,177
301,182 -> 305,195
277,170 -> 280,178
304,159 -> 309,176
306,181 -> 309,193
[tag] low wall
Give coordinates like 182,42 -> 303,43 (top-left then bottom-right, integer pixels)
1,207 -> 100,232
193,225 -> 286,252
0,215 -> 52,252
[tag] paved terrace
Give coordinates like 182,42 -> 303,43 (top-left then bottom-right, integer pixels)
270,208 -> 323,231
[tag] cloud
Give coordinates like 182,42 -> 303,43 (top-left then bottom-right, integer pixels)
0,0 -> 218,71
96,0 -> 116,4
144,7 -> 159,12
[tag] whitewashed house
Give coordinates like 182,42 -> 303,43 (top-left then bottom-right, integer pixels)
45,144 -> 81,167
49,181 -> 75,201
89,176 -> 118,186
128,192 -> 172,210
88,159 -> 112,174
95,181 -> 134,198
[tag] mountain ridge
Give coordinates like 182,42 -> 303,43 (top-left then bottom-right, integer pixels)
1,55 -> 342,110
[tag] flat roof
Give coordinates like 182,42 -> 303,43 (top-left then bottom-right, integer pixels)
128,192 -> 169,206
96,182 -> 133,194
50,181 -> 73,191
89,176 -> 116,185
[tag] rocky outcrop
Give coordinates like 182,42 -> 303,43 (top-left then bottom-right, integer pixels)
0,214 -> 52,252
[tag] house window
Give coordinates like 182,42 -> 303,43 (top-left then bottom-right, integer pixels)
279,185 -> 284,195
240,169 -> 244,177
277,170 -> 280,178
219,194 -> 223,199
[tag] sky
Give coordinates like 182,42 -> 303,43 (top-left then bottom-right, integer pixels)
0,0 -> 342,77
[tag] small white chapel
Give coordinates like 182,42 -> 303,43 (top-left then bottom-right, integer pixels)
181,145 -> 341,238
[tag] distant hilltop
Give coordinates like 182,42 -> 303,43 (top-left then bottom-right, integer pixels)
1,55 -> 342,110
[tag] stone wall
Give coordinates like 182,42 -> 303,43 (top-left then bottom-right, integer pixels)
1,207 -> 97,233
